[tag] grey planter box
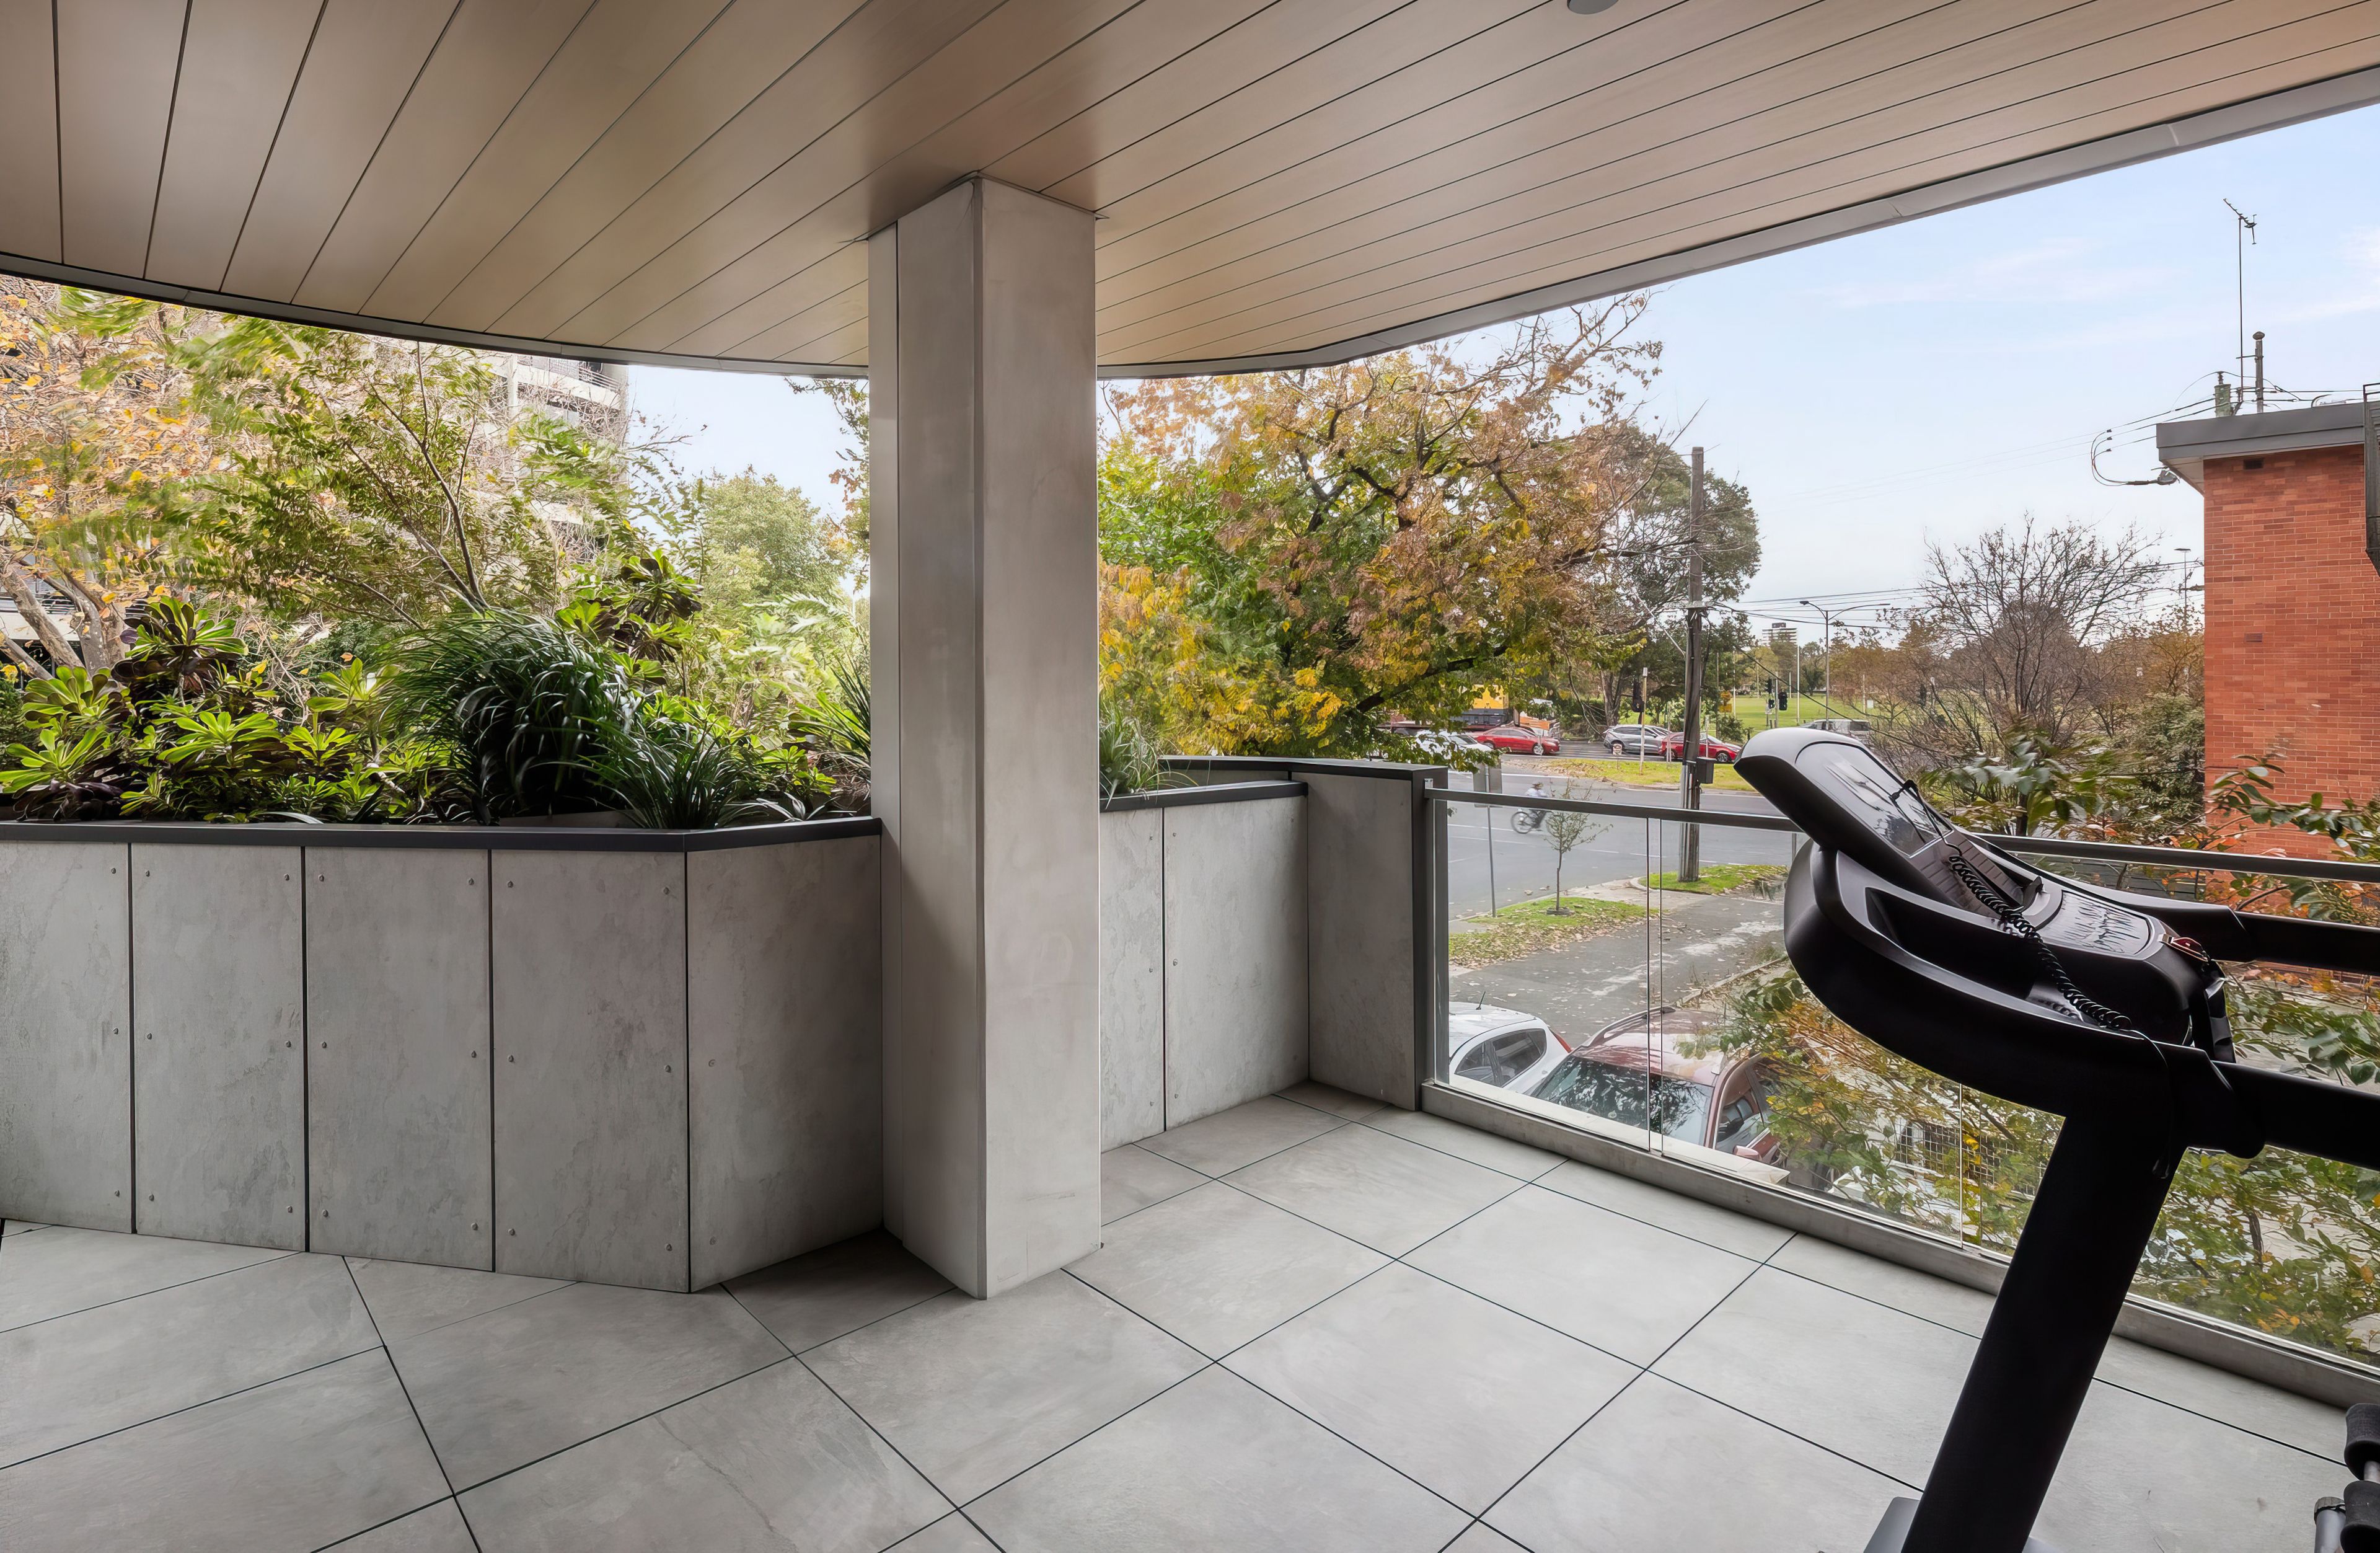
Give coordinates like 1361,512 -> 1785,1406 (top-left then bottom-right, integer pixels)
0,818 -> 883,1292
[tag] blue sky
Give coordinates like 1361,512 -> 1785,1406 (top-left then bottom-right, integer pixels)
632,100 -> 2380,635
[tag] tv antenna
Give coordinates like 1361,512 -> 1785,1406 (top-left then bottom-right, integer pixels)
2224,198 -> 2257,391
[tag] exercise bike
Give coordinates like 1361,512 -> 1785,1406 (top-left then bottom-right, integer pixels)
1734,728 -> 2380,1553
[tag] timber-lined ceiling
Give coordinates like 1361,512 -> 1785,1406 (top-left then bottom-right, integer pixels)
2,0 -> 2376,376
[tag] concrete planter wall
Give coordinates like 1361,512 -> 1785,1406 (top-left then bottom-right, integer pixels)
0,817 -> 882,1293
1160,756 -> 1444,1112
1098,781 -> 1310,1146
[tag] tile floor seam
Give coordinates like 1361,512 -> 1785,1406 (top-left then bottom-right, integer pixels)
882,1510 -> 1007,1552
1461,1226 -> 1799,1533
1272,1089 -> 1382,1126
1145,1111 -> 1350,1178
340,1259 -> 482,1552
1211,1165 -> 1525,1266
716,1279 -> 798,1361
785,1349 -> 991,1552
1651,1371 -> 1928,1492
311,1495 -> 464,1551
0,1246 -> 301,1335
1183,1173 -> 1666,1372
1220,1329 -> 1514,1525
769,1280 -> 956,1358
0,1342 -> 382,1475
1347,1112 -> 1566,1184
1761,1247 -> 2349,1467
434,1350 -> 806,1498
1533,1169 -> 1794,1259
351,1262 -> 582,1344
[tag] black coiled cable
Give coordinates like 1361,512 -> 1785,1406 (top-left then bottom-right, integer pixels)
1944,849 -> 2137,1033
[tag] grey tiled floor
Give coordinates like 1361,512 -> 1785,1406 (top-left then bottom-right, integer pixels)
0,1091 -> 2355,1551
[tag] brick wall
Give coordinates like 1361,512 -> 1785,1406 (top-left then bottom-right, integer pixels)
2201,442 -> 2376,856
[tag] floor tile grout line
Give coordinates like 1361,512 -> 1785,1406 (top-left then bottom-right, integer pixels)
340,1260 -> 482,1552
787,1348 -> 1005,1553
777,1283 -> 956,1360
0,1342 -> 381,1476
438,1348 -> 807,1500
311,1495 -> 465,1551
1465,1229 -> 1791,1533
354,1266 -> 582,1347
1344,1107 -> 1570,1184
1527,1169 -> 1797,1261
0,1245 -> 301,1335
1761,1244 -> 2347,1469
1140,1112 -> 1351,1180
716,1280 -> 796,1361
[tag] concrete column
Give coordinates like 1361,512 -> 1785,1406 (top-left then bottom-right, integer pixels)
870,177 -> 1100,1297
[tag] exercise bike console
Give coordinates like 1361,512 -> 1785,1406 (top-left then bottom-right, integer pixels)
1735,728 -> 2380,1553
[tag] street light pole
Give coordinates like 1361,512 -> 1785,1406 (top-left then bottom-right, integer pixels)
1800,600 -> 1838,711
1680,448 -> 1706,883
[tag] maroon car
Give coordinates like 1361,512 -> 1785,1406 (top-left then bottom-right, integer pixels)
1525,1007 -> 1777,1161
1659,732 -> 1742,764
1474,724 -> 1561,756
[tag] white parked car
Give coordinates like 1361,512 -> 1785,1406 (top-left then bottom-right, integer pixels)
1447,1004 -> 1567,1092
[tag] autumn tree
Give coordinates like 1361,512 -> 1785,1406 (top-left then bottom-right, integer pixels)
0,281 -> 206,677
1100,304 -> 1660,755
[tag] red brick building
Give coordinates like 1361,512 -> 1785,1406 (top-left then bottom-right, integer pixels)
2159,404 -> 2378,853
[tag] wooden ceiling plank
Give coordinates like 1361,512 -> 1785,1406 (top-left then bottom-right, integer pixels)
1091,0 -> 1944,283
221,0 -> 458,300
56,0 -> 187,277
1095,0 -> 2099,331
1098,0 -> 2293,339
556,0 -> 1235,352
1137,23 -> 2380,364
661,242 -> 866,359
1126,0 -> 2371,355
1082,0 -> 1802,272
483,0 -> 1003,342
982,0 -> 1415,196
1057,0 -> 1637,229
362,0 -> 731,322
1207,38 -> 2380,368
0,0 -> 62,264
295,0 -> 595,314
724,275 -> 866,360
147,0 -> 319,290
780,314 -> 865,365
422,0 -> 872,333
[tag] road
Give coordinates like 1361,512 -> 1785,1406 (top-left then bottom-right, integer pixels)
1449,885 -> 1787,1049
1441,755 -> 1794,919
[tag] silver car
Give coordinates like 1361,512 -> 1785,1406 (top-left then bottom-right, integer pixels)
1448,1004 -> 1567,1092
1600,723 -> 1669,757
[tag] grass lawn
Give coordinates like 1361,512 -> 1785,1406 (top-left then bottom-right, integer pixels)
1541,755 -> 1758,794
1447,891 -> 1645,968
1644,862 -> 1787,896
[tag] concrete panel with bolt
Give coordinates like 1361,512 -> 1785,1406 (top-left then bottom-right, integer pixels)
491,849 -> 690,1291
0,841 -> 131,1230
1098,807 -> 1166,1148
306,847 -> 493,1269
1163,796 -> 1308,1128
130,844 -> 306,1250
688,835 -> 883,1290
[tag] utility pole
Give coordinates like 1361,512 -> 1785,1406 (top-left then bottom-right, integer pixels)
1679,447 -> 1706,883
2253,330 -> 2266,414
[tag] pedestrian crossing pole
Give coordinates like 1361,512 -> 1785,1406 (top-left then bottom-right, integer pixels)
1678,446 -> 1706,885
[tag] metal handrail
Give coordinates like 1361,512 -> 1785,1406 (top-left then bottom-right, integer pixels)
1992,831 -> 2380,885
1428,784 -> 2380,883
1426,784 -> 1798,833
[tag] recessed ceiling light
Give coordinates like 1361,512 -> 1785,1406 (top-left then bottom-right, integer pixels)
1567,0 -> 1620,12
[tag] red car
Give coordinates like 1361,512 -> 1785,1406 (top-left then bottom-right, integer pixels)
1473,724 -> 1562,756
1659,732 -> 1742,763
